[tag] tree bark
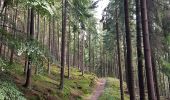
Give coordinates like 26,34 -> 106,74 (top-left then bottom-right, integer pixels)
23,7 -> 34,88
67,22 -> 70,78
10,6 -> 18,64
73,31 -> 76,67
48,17 -> 51,75
60,0 -> 67,90
89,33 -> 91,72
24,8 -> 30,75
140,0 -> 157,99
136,0 -> 145,99
124,0 -> 136,99
116,9 -> 124,100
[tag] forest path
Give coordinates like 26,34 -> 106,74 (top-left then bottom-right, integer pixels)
90,78 -> 106,100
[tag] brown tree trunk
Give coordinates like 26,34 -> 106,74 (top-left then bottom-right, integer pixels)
23,7 -> 34,88
151,54 -> 160,100
67,22 -> 70,78
35,12 -> 40,75
147,0 -> 160,98
116,9 -> 124,100
24,8 -> 30,75
89,33 -> 91,72
36,12 -> 40,40
80,33 -> 84,76
124,0 -> 136,99
136,0 -> 145,99
78,32 -> 80,70
140,0 -> 156,99
60,0 -> 67,90
73,31 -> 76,67
48,17 -> 51,75
0,7 -> 6,56
10,6 -> 18,64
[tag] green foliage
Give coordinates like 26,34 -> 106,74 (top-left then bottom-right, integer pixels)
0,81 -> 26,100
0,28 -> 49,73
161,60 -> 170,78
0,58 -> 7,70
18,0 -> 55,16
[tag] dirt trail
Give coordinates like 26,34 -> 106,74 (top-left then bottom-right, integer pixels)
90,78 -> 106,100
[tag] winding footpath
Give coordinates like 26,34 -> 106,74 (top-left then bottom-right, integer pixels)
90,78 -> 106,100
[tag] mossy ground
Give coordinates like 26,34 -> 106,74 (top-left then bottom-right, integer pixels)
1,62 -> 97,100
99,77 -> 130,100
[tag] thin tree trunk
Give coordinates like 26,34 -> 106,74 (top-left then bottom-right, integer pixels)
67,22 -> 70,78
81,34 -> 84,76
23,7 -> 34,88
78,32 -> 80,70
48,17 -> 51,75
36,12 -> 40,40
24,8 -> 30,75
89,33 -> 91,72
0,7 -> 6,56
73,31 -> 76,67
52,16 -> 55,58
152,53 -> 160,100
10,6 -> 18,64
123,31 -> 129,90
116,9 -> 124,100
56,22 -> 60,61
35,12 -> 40,75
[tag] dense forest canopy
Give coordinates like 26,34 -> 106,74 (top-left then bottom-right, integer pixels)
0,0 -> 170,100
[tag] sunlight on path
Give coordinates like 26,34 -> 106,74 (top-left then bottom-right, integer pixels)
90,78 -> 106,100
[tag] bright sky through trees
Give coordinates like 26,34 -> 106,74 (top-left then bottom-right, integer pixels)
94,0 -> 109,19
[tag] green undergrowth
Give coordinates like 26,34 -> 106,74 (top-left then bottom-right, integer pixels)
99,77 -> 129,100
0,72 -> 26,100
0,62 -> 97,100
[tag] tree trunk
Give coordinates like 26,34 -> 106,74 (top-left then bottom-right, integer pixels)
35,12 -> 40,75
151,54 -> 160,100
124,0 -> 136,99
116,9 -> 124,100
10,6 -> 18,64
136,0 -> 145,99
52,16 -> 55,59
48,17 -> 51,75
24,8 -> 30,75
89,33 -> 91,72
140,0 -> 156,99
60,0 -> 67,90
73,31 -> 76,67
78,32 -> 80,70
67,22 -> 70,78
36,12 -> 40,40
0,7 -> 6,56
23,7 -> 34,88
147,0 -> 160,98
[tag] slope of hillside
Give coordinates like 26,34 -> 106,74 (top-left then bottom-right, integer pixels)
0,62 -> 97,100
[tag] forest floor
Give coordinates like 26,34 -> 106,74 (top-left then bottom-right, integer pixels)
0,62 -> 98,100
99,78 -> 130,100
85,78 -> 106,100
0,61 -> 131,100
90,78 -> 106,100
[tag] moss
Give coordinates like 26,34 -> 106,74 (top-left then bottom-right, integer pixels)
2,61 -> 97,100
